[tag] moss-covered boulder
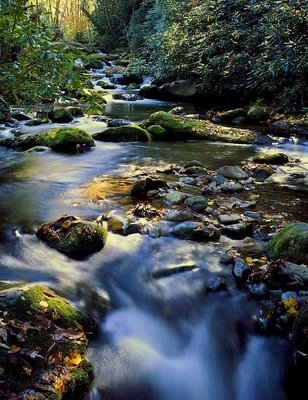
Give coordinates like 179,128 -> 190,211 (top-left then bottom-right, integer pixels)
25,118 -> 51,126
139,85 -> 160,99
247,106 -> 269,122
93,125 -> 151,142
148,111 -> 199,140
160,80 -> 198,99
267,223 -> 308,264
0,283 -> 95,399
49,108 -> 73,123
147,124 -> 167,139
96,80 -> 116,90
37,215 -> 108,258
40,127 -> 95,152
292,302 -> 308,352
253,152 -> 289,165
217,108 -> 246,123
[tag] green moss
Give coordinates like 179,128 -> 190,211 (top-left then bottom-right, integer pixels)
66,361 -> 94,399
268,223 -> 308,264
96,80 -> 116,89
217,108 -> 246,123
25,118 -> 51,126
93,125 -> 151,142
147,124 -> 167,139
253,152 -> 289,165
247,106 -> 269,122
149,111 -> 199,139
49,108 -> 73,123
40,127 -> 95,152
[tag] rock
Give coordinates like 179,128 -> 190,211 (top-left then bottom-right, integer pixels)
267,223 -> 308,264
48,108 -> 73,123
113,74 -> 143,85
169,106 -> 185,115
217,108 -> 246,123
160,80 -> 198,99
184,196 -> 208,212
127,83 -> 140,90
147,124 -> 167,139
258,302 -> 276,333
232,116 -> 247,125
243,211 -> 263,220
181,166 -> 208,175
247,106 -> 269,122
152,264 -> 199,279
216,165 -> 248,180
206,276 -> 228,292
169,221 -> 220,242
26,146 -> 50,153
220,182 -> 244,193
183,160 -> 206,169
0,283 -> 95,399
112,93 -> 142,101
37,215 -> 108,258
148,111 -> 197,139
25,118 -> 50,126
238,239 -> 267,257
10,112 -> 31,121
276,262 -> 308,285
222,223 -> 252,239
292,302 -> 308,352
253,152 -> 289,165
107,119 -> 133,127
107,215 -> 139,235
93,125 -> 151,142
248,283 -> 269,298
162,208 -> 195,222
139,85 -> 160,99
218,214 -> 241,225
97,80 -> 116,89
67,106 -> 84,117
253,166 -> 275,180
162,190 -> 188,205
207,174 -> 229,185
130,178 -> 167,198
41,127 -> 95,152
233,258 -> 251,282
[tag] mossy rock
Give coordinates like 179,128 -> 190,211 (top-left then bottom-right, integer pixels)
292,302 -> 308,352
0,135 -> 41,150
147,124 -> 167,139
267,223 -> 308,264
49,108 -> 73,123
139,85 -> 160,99
97,80 -> 116,90
247,106 -> 269,122
117,74 -> 143,85
93,125 -> 151,142
0,283 -> 95,398
217,108 -> 246,123
25,118 -> 51,126
40,127 -> 95,152
253,152 -> 289,165
148,111 -> 199,140
37,215 -> 108,258
127,83 -> 140,90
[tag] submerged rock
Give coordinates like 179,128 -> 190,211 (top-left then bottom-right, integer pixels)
169,221 -> 220,242
206,276 -> 228,292
93,125 -> 151,142
233,258 -> 251,282
130,178 -> 167,198
0,283 -> 95,399
37,215 -> 108,258
107,119 -> 133,127
253,152 -> 289,165
267,223 -> 308,264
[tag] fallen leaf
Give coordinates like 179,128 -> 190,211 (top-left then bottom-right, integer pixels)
9,345 -> 21,353
282,296 -> 299,315
39,301 -> 49,311
45,343 -> 63,366
65,349 -> 82,369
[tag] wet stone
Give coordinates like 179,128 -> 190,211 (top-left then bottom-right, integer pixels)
218,214 -> 241,225
162,190 -> 188,205
233,258 -> 251,282
162,208 -> 196,222
181,166 -> 208,175
222,223 -> 252,240
169,221 -> 220,242
258,302 -> 276,333
244,211 -> 263,221
220,182 -> 244,193
107,119 -> 133,127
152,264 -> 199,279
131,178 -> 167,198
206,276 -> 228,292
216,166 -> 248,180
184,196 -> 208,212
248,283 -> 269,298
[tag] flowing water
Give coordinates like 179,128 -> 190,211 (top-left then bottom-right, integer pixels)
0,71 -> 307,399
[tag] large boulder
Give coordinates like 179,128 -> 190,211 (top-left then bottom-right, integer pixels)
217,108 -> 246,123
253,152 -> 289,165
48,108 -> 73,123
159,80 -> 198,99
41,127 -> 95,152
247,106 -> 269,122
267,223 -> 308,264
0,283 -> 95,399
139,85 -> 160,99
147,124 -> 167,139
93,125 -> 151,142
37,215 -> 108,258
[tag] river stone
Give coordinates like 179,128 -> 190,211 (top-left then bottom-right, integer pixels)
247,106 -> 269,122
276,262 -> 308,284
181,166 -> 208,175
217,108 -> 246,123
222,223 -> 251,239
184,196 -> 208,212
243,211 -> 263,221
183,160 -> 206,169
152,264 -> 199,279
160,80 -> 198,99
253,152 -> 289,165
37,215 -> 108,258
169,221 -> 220,242
40,127 -> 95,152
162,208 -> 195,222
93,125 -> 151,142
10,112 -> 31,121
253,166 -> 275,180
258,302 -> 276,333
169,106 -> 185,115
147,124 -> 167,139
107,215 -> 139,236
207,174 -> 230,185
292,302 -> 308,352
248,283 -> 269,298
216,166 -> 248,180
97,80 -> 116,89
49,108 -> 73,123
131,178 -> 167,198
267,223 -> 308,264
139,85 -> 160,99
26,146 -> 50,153
107,119 -> 133,127
148,111 -> 197,139
233,258 -> 251,282
162,190 -> 188,205
218,214 -> 241,225
206,276 -> 228,292
220,182 -> 244,193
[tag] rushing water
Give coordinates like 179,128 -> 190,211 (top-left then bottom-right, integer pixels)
0,72 -> 307,399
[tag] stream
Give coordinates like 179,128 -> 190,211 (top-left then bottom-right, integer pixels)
0,66 -> 307,400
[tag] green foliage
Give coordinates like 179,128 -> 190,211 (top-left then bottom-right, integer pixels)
0,0 -> 85,104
